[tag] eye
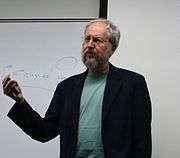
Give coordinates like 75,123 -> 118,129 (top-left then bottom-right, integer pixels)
93,37 -> 103,44
84,36 -> 90,42
82,35 -> 107,45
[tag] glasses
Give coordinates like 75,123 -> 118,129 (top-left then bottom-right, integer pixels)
82,35 -> 108,46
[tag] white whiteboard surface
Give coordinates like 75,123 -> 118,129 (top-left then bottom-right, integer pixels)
0,22 -> 87,158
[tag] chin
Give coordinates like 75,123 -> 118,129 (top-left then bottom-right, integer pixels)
84,58 -> 99,70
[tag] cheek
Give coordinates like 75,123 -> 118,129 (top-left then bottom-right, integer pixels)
96,46 -> 108,54
82,43 -> 85,50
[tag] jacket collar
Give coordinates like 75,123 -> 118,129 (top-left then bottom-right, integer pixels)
70,63 -> 123,123
102,63 -> 123,121
64,63 -> 123,156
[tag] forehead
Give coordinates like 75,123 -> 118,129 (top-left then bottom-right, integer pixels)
85,22 -> 108,37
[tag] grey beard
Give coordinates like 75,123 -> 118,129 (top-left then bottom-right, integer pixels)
83,58 -> 99,70
81,48 -> 111,71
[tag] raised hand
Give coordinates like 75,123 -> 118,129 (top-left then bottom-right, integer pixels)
2,75 -> 25,104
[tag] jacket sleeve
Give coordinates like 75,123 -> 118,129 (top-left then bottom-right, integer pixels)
7,82 -> 64,143
132,76 -> 152,158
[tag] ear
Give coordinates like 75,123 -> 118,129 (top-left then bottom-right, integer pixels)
108,50 -> 114,58
110,46 -> 116,56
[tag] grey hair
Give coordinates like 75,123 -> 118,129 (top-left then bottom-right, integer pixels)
85,19 -> 121,50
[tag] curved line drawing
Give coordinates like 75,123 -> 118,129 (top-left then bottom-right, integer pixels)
0,56 -> 80,94
55,56 -> 79,70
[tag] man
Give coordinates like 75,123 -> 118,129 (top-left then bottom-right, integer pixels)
2,19 -> 152,158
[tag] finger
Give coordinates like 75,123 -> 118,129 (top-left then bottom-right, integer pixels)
12,82 -> 21,95
4,82 -> 20,99
2,75 -> 11,87
11,82 -> 20,97
6,82 -> 17,96
3,80 -> 17,95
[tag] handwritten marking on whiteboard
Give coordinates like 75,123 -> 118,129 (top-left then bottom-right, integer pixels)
0,56 -> 80,94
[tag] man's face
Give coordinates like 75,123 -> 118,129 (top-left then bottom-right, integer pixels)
81,22 -> 113,70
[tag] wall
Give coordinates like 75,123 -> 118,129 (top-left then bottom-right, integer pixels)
108,0 -> 179,157
0,0 -> 99,18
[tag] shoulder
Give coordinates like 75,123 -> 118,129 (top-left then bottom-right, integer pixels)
109,64 -> 149,91
109,64 -> 145,81
56,71 -> 86,89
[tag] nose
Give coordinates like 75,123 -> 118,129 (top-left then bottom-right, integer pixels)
86,38 -> 95,48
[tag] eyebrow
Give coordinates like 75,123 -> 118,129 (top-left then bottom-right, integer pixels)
84,34 -> 105,39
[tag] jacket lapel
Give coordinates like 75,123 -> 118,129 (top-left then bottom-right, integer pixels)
69,71 -> 87,126
65,71 -> 87,156
66,64 -> 123,123
102,64 -> 123,121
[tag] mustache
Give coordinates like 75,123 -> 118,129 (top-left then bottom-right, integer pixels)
83,48 -> 96,54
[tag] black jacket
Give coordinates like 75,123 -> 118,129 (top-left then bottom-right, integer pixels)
8,63 -> 152,158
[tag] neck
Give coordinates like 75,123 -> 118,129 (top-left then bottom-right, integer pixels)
88,62 -> 109,75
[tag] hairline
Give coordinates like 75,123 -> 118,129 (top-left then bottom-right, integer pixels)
84,19 -> 120,50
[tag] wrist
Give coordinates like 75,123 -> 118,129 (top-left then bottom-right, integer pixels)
16,97 -> 25,104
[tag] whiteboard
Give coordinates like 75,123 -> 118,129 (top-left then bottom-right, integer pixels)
0,22 -> 87,158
